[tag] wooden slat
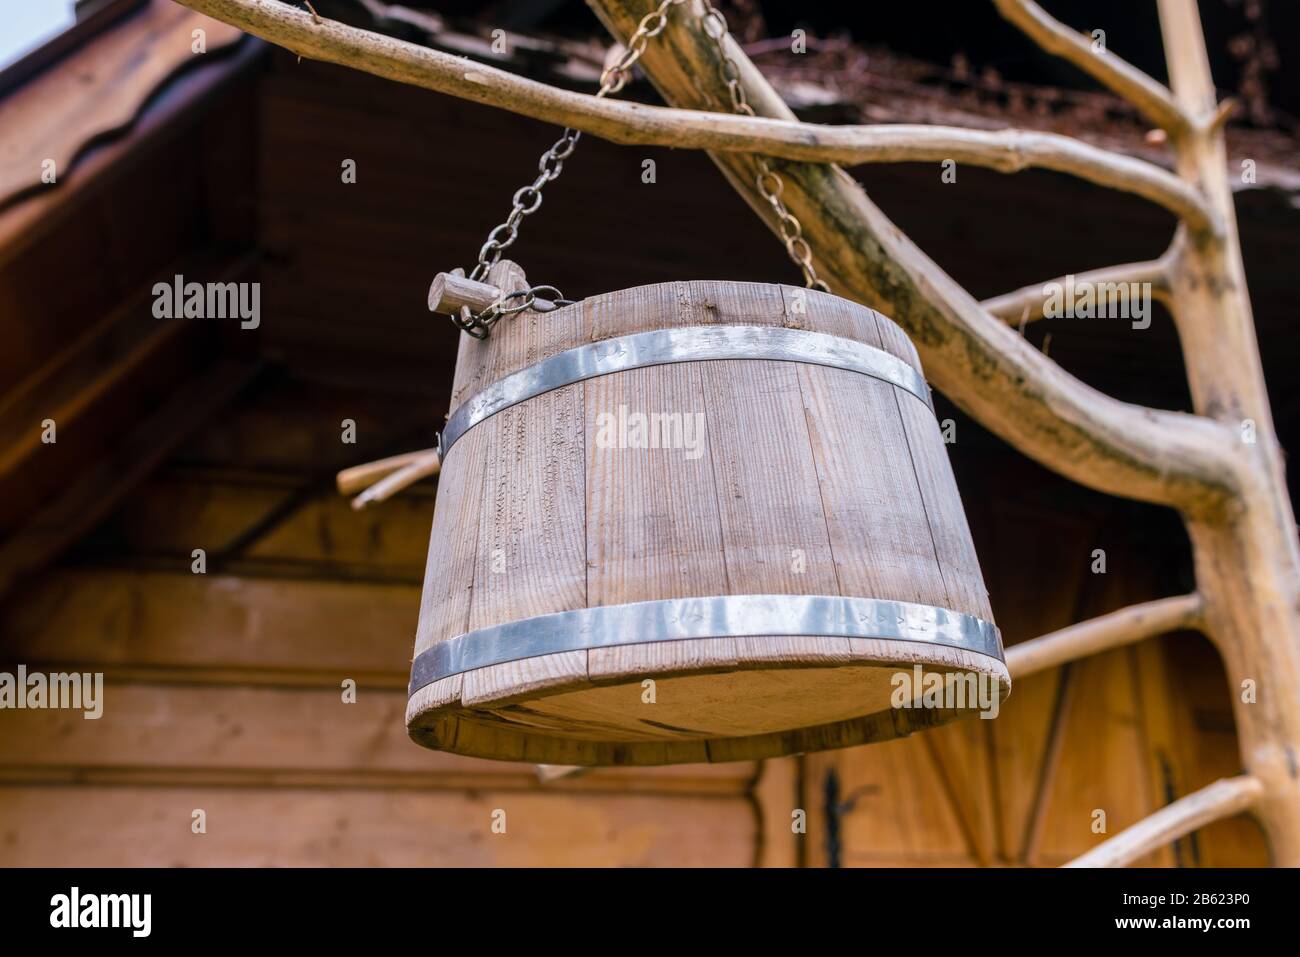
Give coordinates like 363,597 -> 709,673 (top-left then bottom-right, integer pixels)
805,737 -> 978,866
87,468 -> 435,580
698,281 -> 838,598
0,569 -> 417,683
984,500 -> 1097,859
895,392 -> 995,620
868,310 -> 924,369
0,681 -> 753,794
0,254 -> 255,533
1131,636 -> 1184,867
461,261 -> 589,707
754,757 -> 801,867
408,427 -> 485,713
1142,633 -> 1270,866
584,280 -> 734,684
704,359 -> 840,595
0,360 -> 259,596
797,365 -> 950,606
1033,651 -> 1155,863
0,1 -> 243,207
923,718 -> 998,866
0,786 -> 754,866
695,281 -> 843,678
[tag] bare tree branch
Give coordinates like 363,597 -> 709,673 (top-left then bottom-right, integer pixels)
1063,776 -> 1263,867
784,125 -> 1215,233
171,0 -> 1219,233
1006,594 -> 1202,679
335,448 -> 438,496
983,247 -> 1176,326
348,451 -> 440,510
586,0 -> 1240,514
992,0 -> 1192,134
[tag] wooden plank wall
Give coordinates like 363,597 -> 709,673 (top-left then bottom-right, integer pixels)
0,376 -> 758,867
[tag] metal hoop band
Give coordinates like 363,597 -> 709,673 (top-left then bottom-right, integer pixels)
409,594 -> 1000,694
437,325 -> 932,461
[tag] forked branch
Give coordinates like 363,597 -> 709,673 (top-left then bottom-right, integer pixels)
337,449 -> 441,509
992,0 -> 1191,135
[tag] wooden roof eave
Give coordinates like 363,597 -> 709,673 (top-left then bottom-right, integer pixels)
0,0 -> 258,268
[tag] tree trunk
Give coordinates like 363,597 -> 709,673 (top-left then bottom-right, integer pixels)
1158,0 -> 1300,863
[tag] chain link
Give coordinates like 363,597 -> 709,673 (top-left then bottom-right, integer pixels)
452,0 -> 688,338
449,0 -> 826,337
698,0 -> 828,292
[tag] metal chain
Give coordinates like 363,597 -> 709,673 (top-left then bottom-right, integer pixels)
449,0 -> 827,338
698,0 -> 828,292
451,0 -> 688,338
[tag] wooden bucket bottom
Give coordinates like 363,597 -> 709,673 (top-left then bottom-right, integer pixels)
407,636 -> 1010,766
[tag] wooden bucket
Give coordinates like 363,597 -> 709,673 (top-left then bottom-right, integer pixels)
408,261 -> 1007,765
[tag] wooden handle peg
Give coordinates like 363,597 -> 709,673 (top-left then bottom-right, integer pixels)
428,270 -> 502,315
428,268 -> 557,315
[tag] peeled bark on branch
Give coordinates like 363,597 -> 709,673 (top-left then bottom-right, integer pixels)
335,448 -> 438,496
983,251 -> 1175,326
348,452 -> 440,510
1063,776 -> 1263,867
1006,594 -> 1202,679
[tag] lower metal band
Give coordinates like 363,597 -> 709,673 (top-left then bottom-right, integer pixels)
438,325 -> 932,460
409,594 -> 1001,694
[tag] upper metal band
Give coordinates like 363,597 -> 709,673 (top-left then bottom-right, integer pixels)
438,325 -> 932,460
409,594 -> 1000,694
